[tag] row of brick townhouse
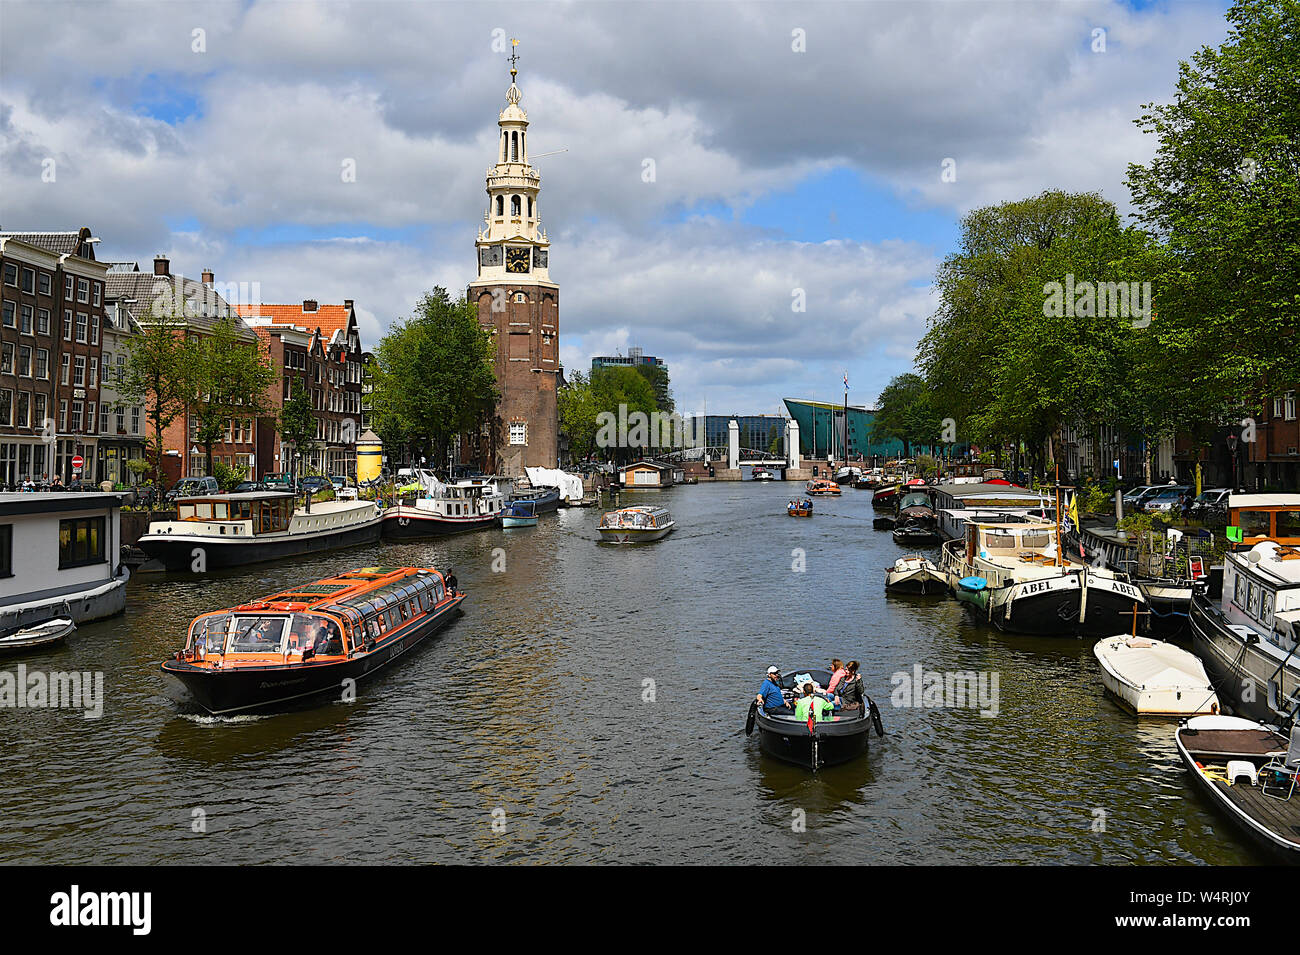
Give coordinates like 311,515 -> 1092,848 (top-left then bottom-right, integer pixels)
0,228 -> 366,488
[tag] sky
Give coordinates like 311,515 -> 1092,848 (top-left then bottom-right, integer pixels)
0,0 -> 1232,416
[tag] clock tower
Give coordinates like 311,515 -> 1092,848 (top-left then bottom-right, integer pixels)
467,41 -> 560,476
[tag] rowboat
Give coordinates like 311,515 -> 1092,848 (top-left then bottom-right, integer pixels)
598,505 -> 676,543
1092,634 -> 1219,716
885,556 -> 946,595
502,500 -> 538,527
161,566 -> 464,715
0,617 -> 75,655
787,499 -> 813,517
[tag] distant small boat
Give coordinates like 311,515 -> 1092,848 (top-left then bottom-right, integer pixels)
806,480 -> 840,496
598,505 -> 676,543
1093,634 -> 1219,716
788,500 -> 813,517
833,466 -> 861,484
502,500 -> 538,527
885,556 -> 945,595
753,467 -> 776,481
1176,715 -> 1300,860
892,522 -> 942,545
0,617 -> 75,655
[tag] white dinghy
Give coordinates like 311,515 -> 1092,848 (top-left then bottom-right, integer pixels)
1093,634 -> 1219,717
885,555 -> 946,595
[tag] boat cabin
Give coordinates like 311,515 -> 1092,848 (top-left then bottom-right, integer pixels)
403,479 -> 503,518
1219,541 -> 1300,658
599,505 -> 672,530
180,567 -> 450,663
176,492 -> 295,535
1227,494 -> 1300,548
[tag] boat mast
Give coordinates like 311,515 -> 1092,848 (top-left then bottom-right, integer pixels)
842,371 -> 849,469
1054,460 -> 1063,569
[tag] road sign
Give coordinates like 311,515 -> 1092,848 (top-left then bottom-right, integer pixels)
71,455 -> 84,472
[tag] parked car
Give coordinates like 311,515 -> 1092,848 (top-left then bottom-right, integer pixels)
1189,487 -> 1232,521
300,475 -> 331,494
1121,485 -> 1160,509
165,476 -> 219,503
232,480 -> 267,494
262,472 -> 295,490
1143,485 -> 1192,513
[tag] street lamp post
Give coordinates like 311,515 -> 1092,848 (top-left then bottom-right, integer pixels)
1227,432 -> 1239,491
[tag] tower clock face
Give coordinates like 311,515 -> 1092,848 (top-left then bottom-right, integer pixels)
506,247 -> 531,273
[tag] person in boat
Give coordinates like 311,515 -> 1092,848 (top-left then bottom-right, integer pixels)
312,621 -> 344,656
445,569 -> 458,596
756,666 -> 792,714
836,661 -> 865,712
794,683 -> 836,723
826,659 -> 848,694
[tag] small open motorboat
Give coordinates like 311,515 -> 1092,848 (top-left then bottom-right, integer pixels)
1176,715 -> 1300,860
1093,634 -> 1219,716
886,556 -> 946,595
806,480 -> 841,496
787,499 -> 813,517
502,499 -> 538,527
892,521 -> 942,545
0,617 -> 75,655
598,505 -> 676,543
753,467 -> 776,481
161,566 -> 465,715
745,666 -> 885,771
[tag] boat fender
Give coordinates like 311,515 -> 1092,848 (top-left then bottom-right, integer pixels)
869,699 -> 885,737
1210,702 -> 1218,715
745,701 -> 757,736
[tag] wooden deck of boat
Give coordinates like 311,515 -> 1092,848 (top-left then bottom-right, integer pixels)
1181,727 -> 1286,760
1208,775 -> 1300,847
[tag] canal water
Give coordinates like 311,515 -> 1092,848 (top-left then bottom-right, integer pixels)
0,483 -> 1264,864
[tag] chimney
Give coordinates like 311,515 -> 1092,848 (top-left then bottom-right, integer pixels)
201,268 -> 214,285
344,299 -> 354,310
302,299 -> 318,313
153,255 -> 170,276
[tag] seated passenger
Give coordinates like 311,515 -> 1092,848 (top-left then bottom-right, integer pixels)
313,623 -> 344,656
836,661 -> 865,711
794,682 -> 836,723
755,666 -> 792,714
826,658 -> 848,694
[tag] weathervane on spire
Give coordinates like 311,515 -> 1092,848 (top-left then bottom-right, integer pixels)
509,37 -> 520,83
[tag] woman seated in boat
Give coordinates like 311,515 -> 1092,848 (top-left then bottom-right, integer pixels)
835,662 -> 865,712
826,659 -> 848,694
312,621 -> 344,656
232,618 -> 285,653
795,683 -> 836,722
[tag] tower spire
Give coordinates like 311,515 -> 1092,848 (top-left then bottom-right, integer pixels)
509,37 -> 520,84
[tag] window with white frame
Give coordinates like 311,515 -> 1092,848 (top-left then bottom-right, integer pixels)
1287,392 -> 1296,422
509,421 -> 527,445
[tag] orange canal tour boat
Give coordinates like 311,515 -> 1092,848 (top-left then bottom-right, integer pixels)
805,480 -> 841,496
161,566 -> 464,715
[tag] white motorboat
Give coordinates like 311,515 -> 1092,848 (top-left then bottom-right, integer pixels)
0,617 -> 76,655
598,505 -> 676,543
885,555 -> 946,595
1092,634 -> 1219,716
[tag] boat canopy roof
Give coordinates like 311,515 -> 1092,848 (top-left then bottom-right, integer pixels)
178,491 -> 295,503
230,567 -> 442,614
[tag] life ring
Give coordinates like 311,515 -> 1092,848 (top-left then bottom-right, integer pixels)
869,698 -> 885,737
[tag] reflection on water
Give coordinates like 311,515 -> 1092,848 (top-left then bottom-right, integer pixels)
0,484 -> 1267,864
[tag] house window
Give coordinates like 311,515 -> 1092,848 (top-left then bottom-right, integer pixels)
34,395 -> 46,431
58,516 -> 106,569
73,356 -> 85,386
1286,392 -> 1296,422
3,263 -> 16,286
101,405 -> 111,433
130,407 -> 140,435
0,342 -> 11,374
89,357 -> 98,387
76,313 -> 87,342
1,301 -> 12,327
17,345 -> 30,377
34,349 -> 47,380
0,389 -> 11,427
76,279 -> 89,304
91,314 -> 100,344
63,310 -> 72,339
64,276 -> 73,300
70,400 -> 82,432
85,402 -> 95,433
115,406 -> 125,433
15,392 -> 29,428
60,354 -> 70,385
0,524 -> 11,578
58,400 -> 67,432
93,283 -> 101,306
21,268 -> 34,293
20,304 -> 32,334
38,273 -> 51,296
36,308 -> 49,335
509,421 -> 527,445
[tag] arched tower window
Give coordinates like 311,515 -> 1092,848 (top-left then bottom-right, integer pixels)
496,195 -> 504,216
511,195 -> 521,216
511,132 -> 518,162
501,132 -> 508,163
527,197 -> 534,217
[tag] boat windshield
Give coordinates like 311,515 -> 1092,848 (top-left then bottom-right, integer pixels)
185,613 -> 344,655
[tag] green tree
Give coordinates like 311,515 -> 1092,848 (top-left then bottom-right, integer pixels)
185,316 -> 277,476
1127,0 -> 1300,413
633,362 -> 674,412
872,373 -> 942,457
117,304 -> 190,482
590,366 -> 660,463
558,370 -> 599,463
371,288 -> 498,471
278,386 -> 318,485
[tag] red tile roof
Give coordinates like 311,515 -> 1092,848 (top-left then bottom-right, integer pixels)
238,303 -> 352,342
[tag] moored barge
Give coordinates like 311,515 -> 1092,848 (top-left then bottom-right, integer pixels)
161,566 -> 465,715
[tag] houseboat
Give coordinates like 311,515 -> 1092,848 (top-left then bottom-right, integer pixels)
381,477 -> 504,538
0,492 -> 129,629
940,519 -> 1148,637
930,482 -> 1053,540
137,492 -> 381,571
161,566 -> 464,715
619,461 -> 676,489
892,489 -> 941,544
1188,494 -> 1300,723
1067,521 -> 1212,624
598,505 -> 676,543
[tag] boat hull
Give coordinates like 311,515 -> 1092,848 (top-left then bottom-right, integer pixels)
755,712 -> 871,770
598,525 -> 676,543
138,520 -> 381,571
381,507 -> 499,539
502,516 -> 537,527
1189,594 -> 1300,723
991,573 -> 1147,638
1092,636 -> 1218,716
161,595 -> 465,715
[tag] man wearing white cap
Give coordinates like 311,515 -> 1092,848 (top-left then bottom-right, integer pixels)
755,666 -> 792,714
